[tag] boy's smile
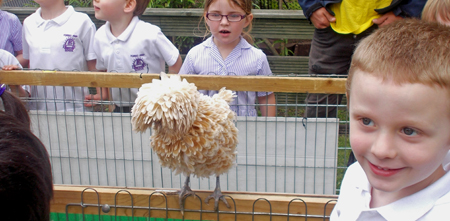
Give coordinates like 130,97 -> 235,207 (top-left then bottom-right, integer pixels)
349,71 -> 450,207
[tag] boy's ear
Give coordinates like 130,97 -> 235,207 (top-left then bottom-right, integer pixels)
124,0 -> 136,14
346,92 -> 350,109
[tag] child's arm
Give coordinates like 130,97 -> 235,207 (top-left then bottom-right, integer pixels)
9,85 -> 30,98
168,55 -> 182,74
84,60 -> 109,107
258,93 -> 276,117
13,50 -> 29,69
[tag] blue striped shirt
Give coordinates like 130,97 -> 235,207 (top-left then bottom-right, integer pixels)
179,37 -> 272,116
0,10 -> 22,55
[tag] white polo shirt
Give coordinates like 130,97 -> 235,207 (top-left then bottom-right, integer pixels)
94,16 -> 179,107
22,6 -> 97,111
331,151 -> 450,220
0,49 -> 21,68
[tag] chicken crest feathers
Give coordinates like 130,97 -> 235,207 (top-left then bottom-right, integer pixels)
131,72 -> 200,134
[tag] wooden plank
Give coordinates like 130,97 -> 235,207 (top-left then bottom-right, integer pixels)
2,7 -> 314,39
52,185 -> 337,221
0,70 -> 346,94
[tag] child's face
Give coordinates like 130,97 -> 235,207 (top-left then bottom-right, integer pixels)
93,0 -> 127,22
205,0 -> 252,49
349,71 -> 450,200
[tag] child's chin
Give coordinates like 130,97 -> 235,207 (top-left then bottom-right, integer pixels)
94,14 -> 103,21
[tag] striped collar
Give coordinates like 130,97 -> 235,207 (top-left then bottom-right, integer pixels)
203,36 -> 252,49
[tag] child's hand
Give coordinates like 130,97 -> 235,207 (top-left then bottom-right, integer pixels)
2,65 -> 21,70
84,87 -> 109,107
85,93 -> 103,107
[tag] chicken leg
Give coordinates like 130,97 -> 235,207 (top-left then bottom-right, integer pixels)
179,175 -> 194,215
205,176 -> 230,210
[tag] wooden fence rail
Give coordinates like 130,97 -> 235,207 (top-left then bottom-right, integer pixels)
0,70 -> 346,94
53,185 -> 337,221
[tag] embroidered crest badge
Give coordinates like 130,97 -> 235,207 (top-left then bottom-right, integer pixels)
63,34 -> 78,52
131,54 -> 148,72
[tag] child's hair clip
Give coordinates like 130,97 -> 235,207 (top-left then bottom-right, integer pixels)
0,84 -> 5,111
0,84 -> 6,97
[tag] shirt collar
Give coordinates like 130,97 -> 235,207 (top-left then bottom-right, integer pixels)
105,16 -> 140,44
34,6 -> 74,27
0,10 -> 5,21
376,151 -> 450,220
204,36 -> 252,50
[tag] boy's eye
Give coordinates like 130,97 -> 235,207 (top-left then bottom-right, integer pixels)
402,127 -> 417,136
361,117 -> 374,126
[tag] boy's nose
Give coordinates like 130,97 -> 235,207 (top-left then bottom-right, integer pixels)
371,132 -> 397,159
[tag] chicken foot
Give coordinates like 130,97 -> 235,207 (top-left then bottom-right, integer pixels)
205,176 -> 230,211
178,175 -> 194,215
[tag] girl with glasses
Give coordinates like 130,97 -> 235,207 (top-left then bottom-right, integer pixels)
179,0 -> 276,117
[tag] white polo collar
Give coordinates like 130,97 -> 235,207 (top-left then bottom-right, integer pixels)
34,6 -> 74,28
105,16 -> 140,44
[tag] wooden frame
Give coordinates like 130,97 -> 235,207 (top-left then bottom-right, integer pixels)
54,185 -> 337,221
0,70 -> 346,94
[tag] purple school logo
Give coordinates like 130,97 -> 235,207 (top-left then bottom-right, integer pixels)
131,54 -> 148,72
63,34 -> 78,52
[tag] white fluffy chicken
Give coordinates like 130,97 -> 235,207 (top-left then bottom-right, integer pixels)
131,72 -> 238,213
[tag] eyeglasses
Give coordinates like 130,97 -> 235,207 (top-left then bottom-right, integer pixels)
206,13 -> 246,22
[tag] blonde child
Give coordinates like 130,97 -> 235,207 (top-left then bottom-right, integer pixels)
422,0 -> 450,26
178,0 -> 276,117
88,0 -> 182,113
20,0 -> 97,111
331,19 -> 450,220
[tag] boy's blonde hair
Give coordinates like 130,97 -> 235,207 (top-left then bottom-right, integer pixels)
133,0 -> 150,16
422,0 -> 450,23
347,19 -> 450,98
203,0 -> 253,44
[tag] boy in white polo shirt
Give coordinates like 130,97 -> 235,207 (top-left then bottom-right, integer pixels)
21,0 -> 97,111
331,19 -> 450,220
88,0 -> 182,113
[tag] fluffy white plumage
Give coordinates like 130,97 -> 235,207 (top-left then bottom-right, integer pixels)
131,72 -> 238,179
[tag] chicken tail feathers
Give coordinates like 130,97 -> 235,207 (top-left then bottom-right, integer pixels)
216,88 -> 236,104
